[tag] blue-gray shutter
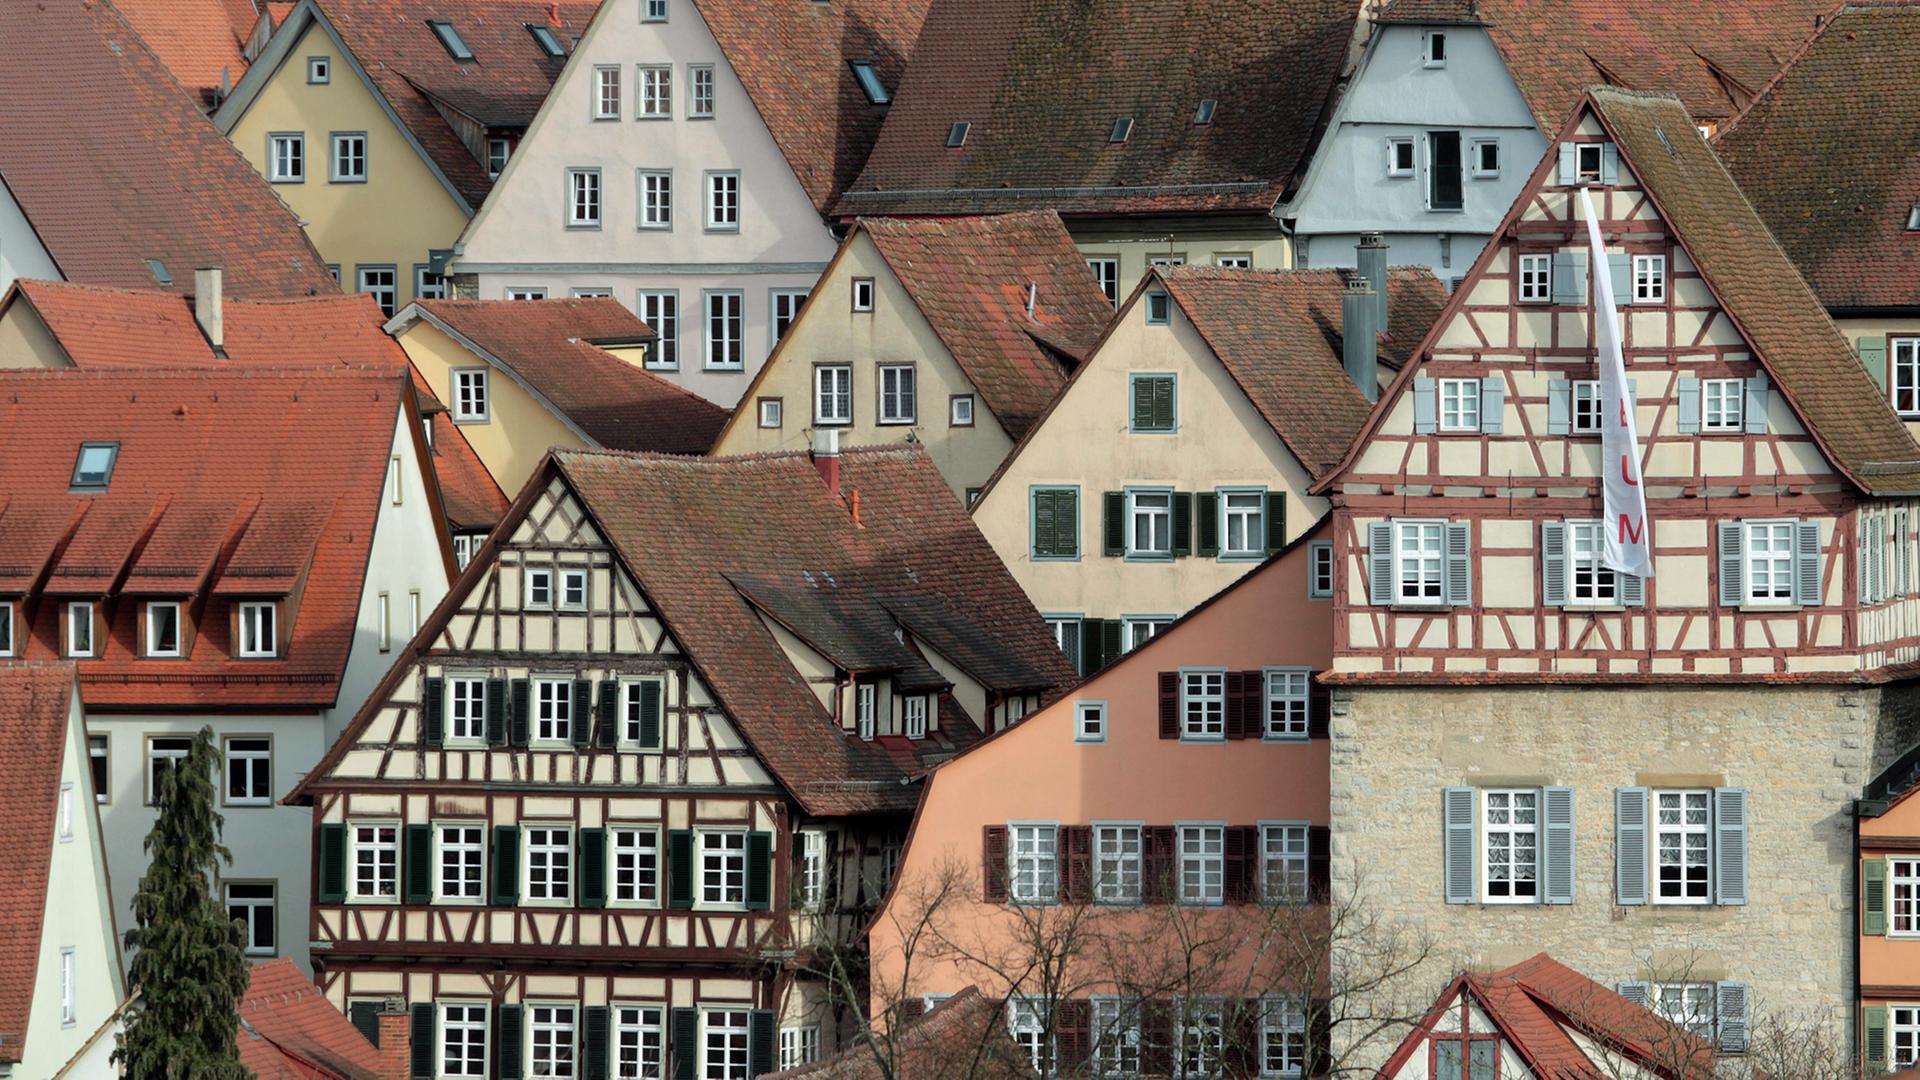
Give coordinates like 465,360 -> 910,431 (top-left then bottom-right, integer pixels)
1676,377 -> 1701,435
1551,252 -> 1579,304
1615,787 -> 1649,905
1542,786 -> 1575,905
1714,788 -> 1748,906
1607,254 -> 1630,301
1620,570 -> 1645,607
1616,982 -> 1651,1008
1443,787 -> 1475,904
1716,983 -> 1749,1053
1743,372 -> 1769,434
1443,522 -> 1472,607
1717,522 -> 1745,606
1558,142 -> 1578,185
1368,523 -> 1394,606
1795,521 -> 1823,607
1600,143 -> 1619,185
1412,376 -> 1437,435
1547,380 -> 1572,436
1540,521 -> 1568,607
1860,335 -> 1890,392
1479,377 -> 1504,434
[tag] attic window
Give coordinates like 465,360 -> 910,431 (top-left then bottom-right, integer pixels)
146,259 -> 172,286
71,442 -> 119,492
527,24 -> 567,57
946,122 -> 969,148
848,60 -> 890,105
428,20 -> 475,62
1110,117 -> 1133,143
1194,99 -> 1217,125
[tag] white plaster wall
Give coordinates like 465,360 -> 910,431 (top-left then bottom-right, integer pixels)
0,179 -> 63,293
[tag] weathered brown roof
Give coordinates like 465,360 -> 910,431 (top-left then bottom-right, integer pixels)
836,0 -> 1357,217
0,0 -> 335,298
0,664 -> 78,1065
1590,87 -> 1920,492
1374,0 -> 1483,25
110,0 -> 262,107
1715,3 -> 1920,313
765,988 -> 1036,1080
1160,265 -> 1448,479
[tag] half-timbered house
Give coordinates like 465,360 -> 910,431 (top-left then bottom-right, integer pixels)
1313,88 -> 1920,1060
288,436 -> 1073,1079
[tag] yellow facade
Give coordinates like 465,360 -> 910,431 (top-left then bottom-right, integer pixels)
221,21 -> 470,309
1835,314 -> 1920,445
0,299 -> 67,367
1073,219 -> 1293,305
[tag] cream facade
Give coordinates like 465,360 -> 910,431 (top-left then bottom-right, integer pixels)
1073,219 -> 1293,307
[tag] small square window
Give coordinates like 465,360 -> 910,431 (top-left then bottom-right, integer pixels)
1194,99 -> 1216,125
758,397 -> 783,428
1145,291 -> 1170,325
1518,253 -> 1552,302
1437,377 -> 1481,432
1576,143 -> 1604,183
1387,137 -> 1415,178
644,0 -> 667,19
1424,30 -> 1447,66
950,395 -> 975,427
947,122 -> 970,148
1633,254 -> 1667,303
525,568 -> 554,609
559,569 -> 588,610
1702,378 -> 1744,432
851,278 -> 875,312
1472,139 -> 1499,177
71,441 -> 119,490
329,132 -> 367,183
1075,701 -> 1106,743
307,56 -> 330,84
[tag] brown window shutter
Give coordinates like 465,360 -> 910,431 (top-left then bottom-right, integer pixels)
1223,824 -> 1249,903
1056,999 -> 1092,1073
895,998 -> 925,1026
1158,672 -> 1179,739
1242,671 -> 1264,739
1225,999 -> 1260,1077
1224,671 -> 1245,739
1146,825 -> 1176,902
1308,675 -> 1331,739
1309,825 -> 1331,903
1063,826 -> 1092,903
982,825 -> 1009,903
1308,997 -> 1332,1077
1142,999 -> 1174,1075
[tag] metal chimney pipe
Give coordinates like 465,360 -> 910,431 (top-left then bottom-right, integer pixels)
1342,274 -> 1380,402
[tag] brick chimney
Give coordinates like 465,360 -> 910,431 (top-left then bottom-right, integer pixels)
193,266 -> 224,355
375,1006 -> 411,1080
812,428 -> 841,497
1341,274 -> 1380,402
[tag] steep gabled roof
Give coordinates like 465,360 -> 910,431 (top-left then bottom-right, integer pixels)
0,0 -> 335,298
399,298 -> 729,455
0,664 -> 79,1066
836,0 -> 1357,218
110,0 -> 264,107
1715,3 -> 1920,313
236,959 -> 385,1079
764,988 -> 1036,1080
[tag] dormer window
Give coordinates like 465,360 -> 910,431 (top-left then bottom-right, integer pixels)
904,695 -> 927,740
0,602 -> 13,658
848,60 -> 890,105
238,602 -> 277,659
528,24 -> 567,58
1109,117 -> 1133,144
428,20 -> 475,62
71,441 -> 119,492
146,602 -> 181,658
856,683 -> 876,740
67,602 -> 94,659
1194,99 -> 1216,125
947,122 -> 969,148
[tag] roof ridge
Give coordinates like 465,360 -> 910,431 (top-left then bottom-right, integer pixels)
560,443 -> 927,466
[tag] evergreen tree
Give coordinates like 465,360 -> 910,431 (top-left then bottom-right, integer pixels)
114,726 -> 250,1080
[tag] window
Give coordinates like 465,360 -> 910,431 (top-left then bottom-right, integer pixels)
1633,254 -> 1666,303
1654,789 -> 1711,904
441,1003 -> 489,1077
1127,490 -> 1173,558
639,292 -> 678,368
66,602 -> 93,658
1394,520 -> 1445,603
643,0 -> 667,19
1482,789 -> 1538,903
879,364 -> 916,423
704,1009 -> 750,1080
856,683 -> 876,740
1195,98 -> 1218,124
1145,291 -> 1171,325
705,171 -> 740,230
146,601 -> 181,657
639,65 -> 671,117
1179,824 -> 1225,905
307,56 -> 330,83
1092,997 -> 1141,1076
1894,858 -> 1919,935
1518,253 -> 1551,302
525,825 -> 573,902
58,781 -> 73,841
453,368 -> 489,422
529,1004 -> 577,1078
1264,668 -> 1309,739
1308,542 -> 1334,599
904,695 -> 928,739
689,64 -> 715,118
1130,373 -> 1176,431
1221,490 -> 1265,557
614,1005 -> 665,1080
1424,30 -> 1447,65
88,734 -> 107,804
389,456 -> 403,506
58,947 -> 75,1027
796,829 -> 827,911
429,19 -> 474,61
1087,257 -> 1119,306
417,266 -> 448,301
235,600 -> 275,658
145,736 -> 190,806
357,266 -> 397,316
568,168 -> 602,227
1075,701 -> 1106,742
850,277 -> 875,312
1009,823 -> 1058,904
1110,116 -> 1133,143
1427,131 -> 1463,210
947,122 -> 970,147
1571,379 -> 1603,433
1179,999 -> 1226,1076
814,364 -> 852,424
1092,823 -> 1141,904
590,66 -> 622,120
437,823 -> 485,901
1048,617 -> 1082,672
1568,520 -> 1618,605
1654,983 -> 1716,1039
1387,137 -> 1415,178
443,678 -> 486,745
1262,997 -> 1306,1077
1181,670 -> 1226,740
1123,617 -> 1169,652
559,569 -> 588,610
633,169 -> 672,229
268,133 -> 304,182
1471,139 -> 1499,178
1894,339 -> 1920,415
1262,824 -> 1310,904
1576,143 -> 1604,183
0,601 -> 11,656
778,1026 -> 820,1070
612,827 -> 660,905
533,678 -> 572,743
704,291 -> 743,369
1437,377 -> 1480,431
526,567 -> 555,609
507,287 -> 548,301
1744,520 -> 1797,603
224,737 -> 271,806
700,831 -> 746,906
848,59 -> 890,104
487,138 -> 511,179
757,398 -> 783,429
771,289 -> 807,341
1008,998 -> 1053,1077
453,533 -> 482,571
227,882 -> 275,956
1215,254 -> 1252,269
329,132 -> 367,182
351,823 -> 398,900
951,394 -> 975,426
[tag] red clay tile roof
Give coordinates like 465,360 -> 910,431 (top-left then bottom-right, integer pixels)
236,959 -> 385,1080
1715,3 -> 1920,313
406,298 -> 728,455
1588,87 -> 1920,493
1473,954 -> 1716,1078
859,213 -> 1114,439
0,369 -> 440,709
0,0 -> 335,298
1374,0 -> 1483,24
110,0 -> 261,107
836,0 -> 1357,217
766,988 -> 1035,1080
1159,265 -> 1448,479
692,0 -> 931,215
0,664 -> 78,1065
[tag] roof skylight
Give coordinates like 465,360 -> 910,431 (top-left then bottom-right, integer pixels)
947,122 -> 970,148
528,24 -> 566,58
1110,117 -> 1133,143
70,442 -> 120,492
848,60 -> 890,105
428,20 -> 475,62
1195,99 -> 1217,125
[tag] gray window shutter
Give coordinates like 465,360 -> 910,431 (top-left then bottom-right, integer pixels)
1368,522 -> 1394,606
1558,142 -> 1577,185
1794,520 -> 1822,607
1620,571 -> 1645,607
1551,252 -> 1578,304
1547,379 -> 1572,436
1616,982 -> 1651,1008
1443,787 -> 1475,904
1615,787 -> 1649,905
1865,857 -> 1890,936
1717,522 -> 1745,606
1412,376 -> 1437,434
1716,982 -> 1748,1054
1443,522 -> 1472,606
1479,376 -> 1504,434
1743,372 -> 1769,434
1676,377 -> 1701,435
1540,521 -> 1567,607
1542,786 -> 1575,905
1713,787 -> 1748,906
1607,253 -> 1630,300
1859,335 -> 1890,392
1867,1005 -> 1891,1074
1600,143 -> 1619,185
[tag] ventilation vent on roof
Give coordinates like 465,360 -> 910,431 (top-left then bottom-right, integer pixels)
70,442 -> 120,493
1110,117 -> 1133,143
848,60 -> 890,105
527,24 -> 567,57
146,259 -> 173,286
1194,99 -> 1217,125
428,20 -> 475,62
946,122 -> 970,148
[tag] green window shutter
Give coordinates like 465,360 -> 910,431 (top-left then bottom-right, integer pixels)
421,676 -> 444,746
1130,375 -> 1154,429
584,1006 -> 611,1080
1265,493 -> 1285,553
579,828 -> 607,908
1860,335 -> 1890,393
571,679 -> 593,747
640,681 -> 663,749
1171,491 -> 1193,556
1056,489 -> 1078,557
1102,492 -> 1125,556
498,1003 -> 525,1080
1154,376 -> 1175,430
409,1003 -> 434,1079
485,678 -> 507,745
318,823 -> 347,903
749,1010 -> 776,1077
1033,489 -> 1057,558
668,829 -> 695,909
492,825 -> 519,906
1100,619 -> 1122,670
746,831 -> 773,910
671,1008 -> 699,1080
404,823 -> 433,904
1866,1004 -> 1891,1074
1864,857 -> 1889,936
349,1001 -> 381,1046
596,679 -> 618,748
1195,492 -> 1219,557
509,679 -> 530,747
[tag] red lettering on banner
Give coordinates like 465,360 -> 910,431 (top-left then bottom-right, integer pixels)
1620,455 -> 1640,486
1617,514 -> 1644,545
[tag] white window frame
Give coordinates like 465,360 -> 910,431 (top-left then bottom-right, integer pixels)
524,824 -> 574,904
851,278 -> 875,312
621,678 -> 663,748
328,131 -> 367,183
1481,788 -> 1540,904
1122,617 -> 1169,652
779,1026 -> 820,1070
1177,823 -> 1226,906
559,569 -> 588,611
1893,338 -> 1920,416
1567,519 -> 1619,606
1092,822 -> 1141,905
689,63 -> 716,118
1126,489 -> 1174,559
1702,377 -> 1743,432
643,0 -> 667,19
1214,253 -> 1252,269
1087,257 -> 1119,306
88,733 -> 106,804
306,56 -> 330,83
1653,983 -> 1716,1039
1393,519 -> 1445,604
1177,997 -> 1227,1076
506,286 -> 548,301
268,133 -> 305,183
1570,379 -> 1603,433
1744,519 -> 1797,604
814,364 -> 852,425
1007,996 -> 1054,1077
1576,143 -> 1604,183
703,1008 -> 750,1080
1386,137 -> 1415,178
1180,668 -> 1226,741
58,781 -> 73,841
638,65 -> 671,118
1220,489 -> 1265,558
1895,1004 -> 1920,1073
1261,823 -> 1310,905
356,266 -> 397,316
1470,138 -> 1499,179
1633,254 -> 1666,303
951,394 -> 975,427
1437,377 -> 1481,432
613,1004 -> 665,1080
637,169 -> 672,230
1893,858 -> 1920,936
236,601 -> 276,658
1263,667 -> 1310,740
879,364 -> 916,424
440,1002 -> 489,1078
698,829 -> 747,909
593,65 -> 622,120
1518,253 -> 1551,302
527,1002 -> 578,1079
770,288 -> 807,342
349,822 -> 399,902
1074,700 -> 1106,743
532,677 -> 573,744
1092,996 -> 1142,1076
610,825 -> 661,907
757,398 -> 783,429
704,171 -> 741,232
226,881 -> 276,956
0,601 -> 12,657
145,736 -> 190,807
904,695 -> 928,739
703,291 -> 743,370
223,736 -> 272,806
797,829 -> 827,911
60,947 -> 75,1026
436,822 -> 486,903
67,601 -> 94,658
567,167 -> 603,228
146,601 -> 182,658
452,367 -> 489,422
487,138 -> 511,179
638,292 -> 678,369
447,677 -> 487,743
1653,788 -> 1713,905
1423,29 -> 1447,66
525,567 -> 555,609
1261,997 -> 1307,1078
1008,822 -> 1059,905
855,682 -> 876,740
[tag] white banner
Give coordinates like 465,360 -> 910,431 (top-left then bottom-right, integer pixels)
1579,187 -> 1654,578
